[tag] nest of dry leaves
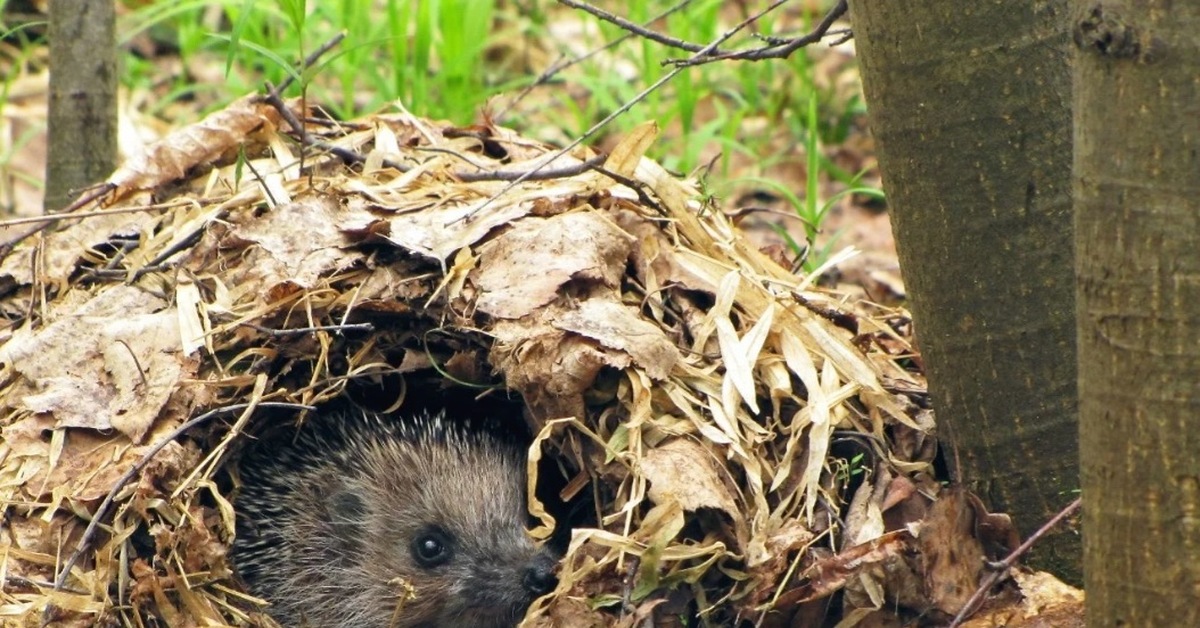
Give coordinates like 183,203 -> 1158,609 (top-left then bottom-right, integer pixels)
0,93 -> 953,627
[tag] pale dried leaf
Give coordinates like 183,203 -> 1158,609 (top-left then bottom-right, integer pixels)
476,212 -> 634,319
604,121 -> 659,178
233,193 -> 365,289
108,95 -> 279,193
0,286 -> 187,441
554,298 -> 679,381
639,438 -> 738,518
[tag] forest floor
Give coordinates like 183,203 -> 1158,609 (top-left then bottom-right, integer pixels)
0,1 -> 1085,627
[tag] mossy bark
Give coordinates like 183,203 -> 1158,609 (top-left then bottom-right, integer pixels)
848,1 -> 1080,581
1073,2 -> 1200,623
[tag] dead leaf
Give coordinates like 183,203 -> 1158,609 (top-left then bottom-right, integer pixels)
233,193 -> 366,289
919,487 -> 987,615
639,438 -> 738,518
776,529 -> 914,607
0,285 -> 191,442
475,212 -> 634,319
604,121 -> 659,178
553,298 -> 679,381
108,95 -> 280,194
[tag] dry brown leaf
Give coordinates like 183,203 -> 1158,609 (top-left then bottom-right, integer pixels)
776,529 -> 913,607
107,95 -> 279,194
604,121 -> 659,178
918,487 -> 987,616
0,413 -> 187,503
491,322 -> 618,421
232,193 -> 367,290
0,286 -> 191,442
958,569 -> 1084,627
553,298 -> 679,381
348,169 -> 592,262
0,208 -> 160,286
844,476 -> 886,546
475,212 -> 634,319
639,438 -> 738,519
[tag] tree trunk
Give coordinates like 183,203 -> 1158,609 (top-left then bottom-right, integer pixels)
44,0 -> 117,212
1073,3 -> 1200,624
848,1 -> 1080,580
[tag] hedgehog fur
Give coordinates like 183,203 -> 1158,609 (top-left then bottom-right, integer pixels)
230,407 -> 558,627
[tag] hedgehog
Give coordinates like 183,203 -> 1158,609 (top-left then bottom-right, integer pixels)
230,407 -> 559,627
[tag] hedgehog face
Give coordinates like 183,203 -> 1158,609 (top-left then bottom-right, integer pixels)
354,426 -> 557,626
232,410 -> 558,628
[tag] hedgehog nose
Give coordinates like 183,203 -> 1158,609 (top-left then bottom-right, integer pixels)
522,553 -> 558,596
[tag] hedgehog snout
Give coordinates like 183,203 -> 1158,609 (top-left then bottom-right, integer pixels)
522,551 -> 558,597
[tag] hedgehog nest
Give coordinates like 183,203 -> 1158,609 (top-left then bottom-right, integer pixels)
0,95 -> 932,626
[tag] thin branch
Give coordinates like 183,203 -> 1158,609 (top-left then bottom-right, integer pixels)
557,0 -> 711,54
461,0 -> 785,223
455,155 -> 608,183
240,322 -> 376,336
668,0 -> 849,67
260,94 -> 610,183
267,31 -> 346,98
946,497 -> 1083,628
0,199 -> 199,229
496,0 -> 696,119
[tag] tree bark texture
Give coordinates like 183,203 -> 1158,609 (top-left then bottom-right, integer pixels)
848,1 -> 1080,581
1073,2 -> 1200,624
45,0 -> 117,212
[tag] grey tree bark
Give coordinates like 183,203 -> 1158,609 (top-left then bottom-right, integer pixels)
847,1 -> 1081,581
1073,3 -> 1200,624
44,0 -> 117,212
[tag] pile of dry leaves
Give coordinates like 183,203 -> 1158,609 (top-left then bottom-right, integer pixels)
0,93 -> 1070,626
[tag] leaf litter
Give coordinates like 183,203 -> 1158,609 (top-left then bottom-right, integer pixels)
0,93 -> 1077,626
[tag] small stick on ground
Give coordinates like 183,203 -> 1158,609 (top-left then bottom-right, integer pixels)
947,497 -> 1083,628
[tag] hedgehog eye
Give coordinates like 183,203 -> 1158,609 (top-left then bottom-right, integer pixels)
411,526 -> 453,568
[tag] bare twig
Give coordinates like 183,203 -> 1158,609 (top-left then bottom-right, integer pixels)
260,94 -> 610,184
455,155 -> 608,183
946,497 -> 1083,628
557,0 -> 711,54
0,184 -> 131,260
558,0 -> 847,69
668,0 -> 849,67
0,200 -> 200,229
462,0 -> 785,223
496,0 -> 695,119
267,31 -> 346,99
590,165 -> 661,210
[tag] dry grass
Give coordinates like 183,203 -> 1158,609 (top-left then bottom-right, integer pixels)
0,94 -> 927,626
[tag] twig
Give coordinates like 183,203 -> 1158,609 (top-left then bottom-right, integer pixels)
0,200 -> 199,229
461,0 -> 785,223
557,0 -> 711,54
255,26 -> 612,186
49,402 -> 315,596
455,155 -> 608,183
267,31 -> 346,99
946,497 -> 1083,628
589,165 -> 661,210
496,0 -> 695,119
259,94 -> 610,183
0,198 -> 199,262
668,0 -> 849,67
